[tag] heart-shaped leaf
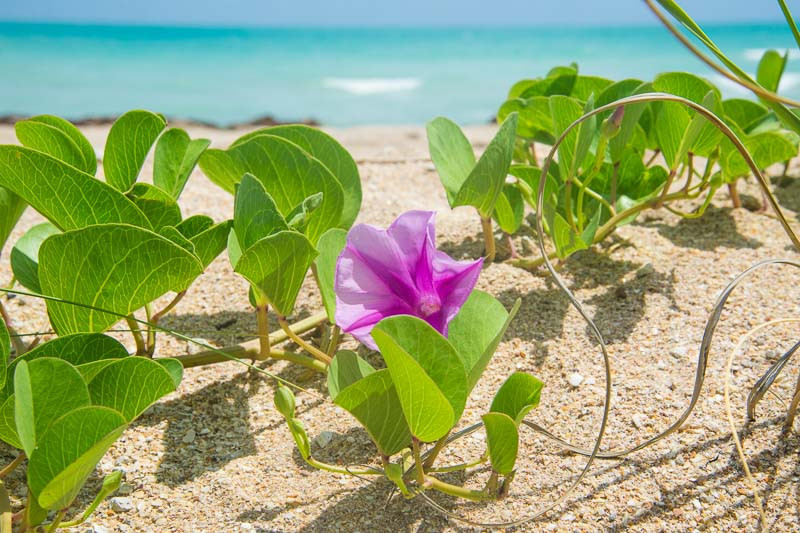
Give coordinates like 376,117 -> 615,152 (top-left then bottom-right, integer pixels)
234,125 -> 361,229
1,333 -> 129,401
38,224 -> 204,334
127,183 -> 182,231
10,222 -> 60,293
426,117 -> 477,206
490,371 -> 544,424
327,350 -> 375,400
234,174 -> 288,250
497,96 -> 554,143
723,99 -> 769,132
0,186 -> 26,254
372,316 -> 467,442
103,110 -> 166,191
233,230 -> 317,315
87,357 -> 179,422
153,128 -> 210,199
549,95 -> 585,180
0,318 -> 9,391
176,216 -> 231,268
493,184 -> 524,235
0,147 -> 151,231
447,290 -> 519,391
14,358 -> 91,457
315,227 -> 347,322
334,368 -> 412,456
482,412 -> 519,475
200,135 -> 344,245
14,115 -> 96,175
27,406 -> 126,511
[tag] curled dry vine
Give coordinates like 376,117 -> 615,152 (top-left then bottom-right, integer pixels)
412,93 -> 800,528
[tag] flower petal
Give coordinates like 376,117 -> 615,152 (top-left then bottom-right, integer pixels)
433,251 -> 484,335
335,245 -> 412,349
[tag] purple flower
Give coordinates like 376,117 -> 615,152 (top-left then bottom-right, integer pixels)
334,210 -> 483,349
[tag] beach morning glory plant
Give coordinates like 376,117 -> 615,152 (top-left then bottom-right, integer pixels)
276,210 -> 544,503
334,210 -> 483,349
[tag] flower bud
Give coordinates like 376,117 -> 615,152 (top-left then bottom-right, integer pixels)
601,106 -> 625,139
274,384 -> 296,420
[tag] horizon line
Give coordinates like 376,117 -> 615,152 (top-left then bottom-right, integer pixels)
0,18 -> 789,31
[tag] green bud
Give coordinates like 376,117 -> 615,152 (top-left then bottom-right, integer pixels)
601,106 -> 625,139
274,384 -> 296,420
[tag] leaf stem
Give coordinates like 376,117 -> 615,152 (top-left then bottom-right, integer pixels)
427,453 -> 488,473
0,454 -> 24,480
326,325 -> 341,359
480,216 -> 496,263
147,291 -> 187,355
411,438 -> 426,486
304,456 -> 383,476
45,510 -> 65,532
424,475 -> 493,501
728,181 -> 742,208
422,430 -> 451,470
277,315 -> 331,365
256,303 -> 271,361
124,315 -> 147,355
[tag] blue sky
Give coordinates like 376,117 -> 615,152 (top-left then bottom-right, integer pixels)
0,0 -> 789,27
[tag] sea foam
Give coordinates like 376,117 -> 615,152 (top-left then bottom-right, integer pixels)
322,77 -> 422,95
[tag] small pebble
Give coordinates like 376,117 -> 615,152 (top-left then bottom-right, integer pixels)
110,497 -> 133,513
568,372 -> 584,387
670,346 -> 688,359
632,413 -> 648,429
182,429 -> 196,444
313,431 -> 335,449
116,482 -> 134,496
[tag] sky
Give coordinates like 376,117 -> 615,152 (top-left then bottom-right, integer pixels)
0,0 -> 789,27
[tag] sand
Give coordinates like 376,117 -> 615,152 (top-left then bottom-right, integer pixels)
1,122 -> 800,532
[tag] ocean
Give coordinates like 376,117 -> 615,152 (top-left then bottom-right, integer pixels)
1,22 -> 798,126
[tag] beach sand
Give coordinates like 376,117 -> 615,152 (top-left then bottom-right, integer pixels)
2,122 -> 800,531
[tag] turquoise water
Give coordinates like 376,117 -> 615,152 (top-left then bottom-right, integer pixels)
0,22 -> 798,126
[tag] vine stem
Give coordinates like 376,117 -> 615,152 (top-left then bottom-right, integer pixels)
423,475 -> 493,502
411,438 -> 426,485
422,430 -> 451,470
728,182 -> 742,208
784,369 -> 800,430
45,510 -> 65,532
480,216 -> 496,263
277,315 -> 331,364
325,325 -> 341,358
173,310 -> 328,368
0,454 -> 24,479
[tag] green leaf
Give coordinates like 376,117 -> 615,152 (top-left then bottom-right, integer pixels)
74,360 -> 121,383
315,228 -> 347,322
654,102 -> 690,170
0,186 -> 26,253
721,129 -> 797,179
38,224 -> 204,334
327,350 -> 375,400
426,117 -> 477,206
447,290 -> 519,391
234,174 -> 288,250
10,222 -> 60,293
14,358 -> 91,457
0,319 -> 9,391
490,371 -> 544,424
0,146 -> 151,231
234,125 -> 362,229
0,395 -> 21,449
334,368 -> 412,456
199,135 -> 344,245
757,49 -> 787,93
453,113 -> 518,217
723,99 -> 769,131
27,406 -> 126,511
569,95 -> 596,180
87,357 -> 178,422
103,110 -> 166,191
549,96 -> 585,181
482,412 -> 519,475
552,213 -> 589,259
153,128 -> 210,199
372,316 -> 467,442
15,115 -> 96,175
178,217 -> 231,268
492,184 -> 524,235
234,230 -> 317,315
156,358 -> 183,389
127,183 -> 182,231
497,96 -> 554,143
570,76 -> 613,102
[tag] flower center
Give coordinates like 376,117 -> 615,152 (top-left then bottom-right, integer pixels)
417,294 -> 441,317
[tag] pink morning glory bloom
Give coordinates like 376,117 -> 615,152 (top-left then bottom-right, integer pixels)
334,210 -> 483,349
